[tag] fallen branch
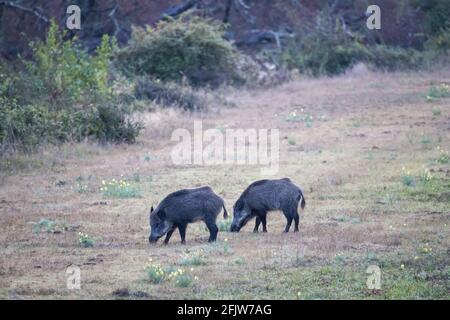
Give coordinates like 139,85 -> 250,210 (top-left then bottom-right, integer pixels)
160,0 -> 197,20
236,29 -> 294,50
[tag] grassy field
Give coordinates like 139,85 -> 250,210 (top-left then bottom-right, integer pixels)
0,69 -> 449,299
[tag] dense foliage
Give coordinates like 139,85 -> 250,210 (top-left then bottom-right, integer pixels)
0,22 -> 141,153
115,15 -> 247,87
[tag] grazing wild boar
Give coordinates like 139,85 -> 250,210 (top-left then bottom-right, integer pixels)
230,178 -> 305,233
149,186 -> 228,244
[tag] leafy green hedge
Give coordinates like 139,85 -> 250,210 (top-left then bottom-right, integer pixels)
0,21 -> 142,153
0,98 -> 142,152
115,15 -> 245,87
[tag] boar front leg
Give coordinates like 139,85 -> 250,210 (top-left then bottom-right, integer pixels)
253,216 -> 261,233
178,223 -> 187,244
164,225 -> 177,245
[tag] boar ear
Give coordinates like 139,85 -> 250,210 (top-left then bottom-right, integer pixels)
157,209 -> 166,220
150,206 -> 154,213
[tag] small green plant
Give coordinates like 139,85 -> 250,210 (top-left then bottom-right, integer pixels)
143,259 -> 196,287
179,250 -> 207,266
206,239 -> 232,255
419,166 -> 433,184
100,177 -> 142,198
380,193 -> 396,205
218,218 -> 232,232
76,183 -> 89,193
144,261 -> 165,284
431,107 -> 441,116
174,274 -> 193,288
284,109 -> 314,127
436,146 -> 449,164
30,218 -> 63,233
288,137 -> 296,145
401,167 -> 416,187
78,232 -> 95,247
427,83 -> 450,100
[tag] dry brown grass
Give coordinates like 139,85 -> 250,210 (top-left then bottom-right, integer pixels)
1,69 -> 449,299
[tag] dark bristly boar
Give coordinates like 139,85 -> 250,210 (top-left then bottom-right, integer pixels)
230,178 -> 305,233
148,186 -> 228,244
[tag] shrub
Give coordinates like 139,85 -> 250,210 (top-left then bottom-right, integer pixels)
367,45 -> 424,71
275,9 -> 371,76
425,28 -> 450,54
18,21 -> 115,107
0,98 -> 142,152
0,21 -> 142,153
115,14 -> 245,87
134,76 -> 206,110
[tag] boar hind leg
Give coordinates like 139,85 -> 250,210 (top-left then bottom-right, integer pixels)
293,213 -> 300,232
164,225 -> 177,245
178,223 -> 187,244
260,213 -> 267,232
204,217 -> 218,242
283,215 -> 293,233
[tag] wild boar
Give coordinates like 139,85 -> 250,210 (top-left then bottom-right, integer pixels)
148,186 -> 228,244
230,178 -> 305,233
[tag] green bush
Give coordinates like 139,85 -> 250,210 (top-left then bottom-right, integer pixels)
413,0 -> 450,36
0,97 -> 142,152
17,21 -> 115,106
134,76 -> 206,110
367,45 -> 425,71
425,28 -> 450,54
115,14 -> 245,86
279,12 -> 370,76
0,21 -> 142,152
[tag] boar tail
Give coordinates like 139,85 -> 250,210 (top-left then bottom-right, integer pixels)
299,192 -> 306,210
223,203 -> 228,219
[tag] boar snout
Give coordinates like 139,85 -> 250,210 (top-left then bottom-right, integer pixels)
149,235 -> 159,244
230,222 -> 240,232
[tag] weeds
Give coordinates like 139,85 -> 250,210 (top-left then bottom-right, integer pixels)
436,146 -> 449,164
179,250 -> 207,266
144,261 -> 165,284
431,107 -> 441,116
218,218 -> 232,232
100,177 -> 142,198
427,83 -> 450,100
284,109 -> 314,127
144,259 -> 195,288
78,232 -> 95,248
30,218 -> 64,233
401,167 -> 416,187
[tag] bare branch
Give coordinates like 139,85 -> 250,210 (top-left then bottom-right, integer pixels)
0,0 -> 49,23
108,2 -> 122,38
